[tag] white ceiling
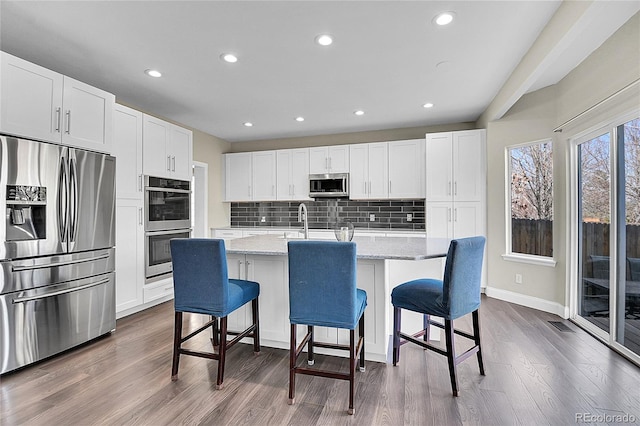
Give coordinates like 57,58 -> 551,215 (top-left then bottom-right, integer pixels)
0,1 -> 636,142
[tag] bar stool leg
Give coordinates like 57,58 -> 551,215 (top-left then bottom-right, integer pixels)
216,317 -> 228,390
392,307 -> 401,366
288,324 -> 296,405
171,312 -> 182,381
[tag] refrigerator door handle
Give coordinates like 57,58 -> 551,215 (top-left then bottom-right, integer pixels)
12,278 -> 111,304
58,156 -> 68,242
69,156 -> 78,243
11,253 -> 111,272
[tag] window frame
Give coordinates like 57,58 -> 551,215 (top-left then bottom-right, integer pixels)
503,138 -> 556,266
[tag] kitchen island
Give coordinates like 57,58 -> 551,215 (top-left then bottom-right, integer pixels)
224,234 -> 449,363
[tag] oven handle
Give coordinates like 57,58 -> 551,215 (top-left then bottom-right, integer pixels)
145,229 -> 191,236
12,253 -> 111,272
12,278 -> 111,304
145,186 -> 191,194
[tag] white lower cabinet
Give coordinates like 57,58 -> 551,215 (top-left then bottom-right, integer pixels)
426,201 -> 484,239
143,276 -> 174,304
226,254 -> 289,343
115,199 -> 144,313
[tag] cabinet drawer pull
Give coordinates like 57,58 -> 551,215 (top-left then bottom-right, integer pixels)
55,107 -> 61,132
65,110 -> 71,134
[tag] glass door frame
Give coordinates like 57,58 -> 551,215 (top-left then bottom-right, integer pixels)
568,108 -> 640,364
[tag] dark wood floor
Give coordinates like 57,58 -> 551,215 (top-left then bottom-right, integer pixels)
2,295 -> 639,425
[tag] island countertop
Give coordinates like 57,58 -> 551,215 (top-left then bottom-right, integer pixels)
225,234 -> 450,260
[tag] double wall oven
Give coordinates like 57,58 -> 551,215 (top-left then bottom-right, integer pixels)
144,176 -> 191,280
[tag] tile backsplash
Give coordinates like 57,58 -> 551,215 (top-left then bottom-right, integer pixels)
231,199 -> 425,230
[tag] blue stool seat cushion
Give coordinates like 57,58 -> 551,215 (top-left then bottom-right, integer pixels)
228,279 -> 261,315
392,278 -> 449,318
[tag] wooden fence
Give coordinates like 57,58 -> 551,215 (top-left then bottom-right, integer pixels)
512,219 -> 640,278
511,219 -> 553,257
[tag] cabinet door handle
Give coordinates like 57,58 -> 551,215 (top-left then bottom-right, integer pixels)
65,110 -> 71,134
138,174 -> 143,192
454,182 -> 457,196
454,208 -> 457,222
55,107 -> 61,132
329,157 -> 332,170
325,157 -> 328,170
138,207 -> 143,225
172,156 -> 176,171
272,184 -> 275,196
448,208 -> 452,222
238,261 -> 244,278
448,181 -> 452,196
167,156 -> 171,171
363,182 -> 367,194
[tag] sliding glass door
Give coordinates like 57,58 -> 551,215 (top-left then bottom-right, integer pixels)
577,132 -> 611,333
574,115 -> 640,360
618,118 -> 640,355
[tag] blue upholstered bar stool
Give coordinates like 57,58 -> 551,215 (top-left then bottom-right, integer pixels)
170,238 -> 260,389
391,236 -> 486,396
287,241 -> 367,415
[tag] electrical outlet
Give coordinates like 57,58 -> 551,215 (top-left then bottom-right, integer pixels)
369,214 -> 375,222
260,216 -> 266,223
406,213 -> 413,222
515,273 -> 523,284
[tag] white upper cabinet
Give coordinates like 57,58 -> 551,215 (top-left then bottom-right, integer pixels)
388,139 -> 425,199
142,114 -> 193,181
224,152 -> 252,201
452,131 -> 485,202
251,150 -> 277,201
350,139 -> 423,200
425,132 -> 453,201
426,129 -> 485,202
1,51 -> 114,153
277,148 -> 310,200
349,142 -> 388,199
309,145 -> 349,174
113,104 -> 143,200
224,151 -> 277,202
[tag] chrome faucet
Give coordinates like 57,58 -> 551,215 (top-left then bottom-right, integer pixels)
298,203 -> 309,239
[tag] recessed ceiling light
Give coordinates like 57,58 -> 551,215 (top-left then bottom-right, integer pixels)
434,12 -> 455,26
221,53 -> 238,63
315,34 -> 333,46
144,69 -> 162,78
423,103 -> 434,108
295,117 -> 305,122
243,122 -> 253,127
354,110 -> 365,116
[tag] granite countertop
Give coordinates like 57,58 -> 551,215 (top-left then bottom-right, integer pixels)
225,234 -> 450,260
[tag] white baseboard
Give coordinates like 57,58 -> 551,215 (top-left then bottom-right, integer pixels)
484,286 -> 569,319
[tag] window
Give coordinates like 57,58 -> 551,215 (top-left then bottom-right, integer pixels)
508,140 -> 553,257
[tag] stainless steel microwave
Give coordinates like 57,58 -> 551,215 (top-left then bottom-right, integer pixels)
309,173 -> 349,198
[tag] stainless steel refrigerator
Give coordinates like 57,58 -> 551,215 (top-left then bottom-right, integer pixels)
1,135 -> 116,374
